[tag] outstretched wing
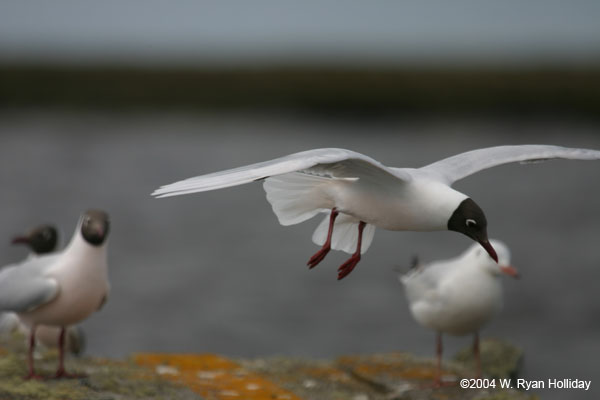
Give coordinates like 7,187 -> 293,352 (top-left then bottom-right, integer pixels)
0,256 -> 60,313
152,148 -> 412,197
419,145 -> 600,185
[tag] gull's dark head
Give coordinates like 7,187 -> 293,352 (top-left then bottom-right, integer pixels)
80,210 -> 110,246
448,198 -> 497,263
11,224 -> 59,255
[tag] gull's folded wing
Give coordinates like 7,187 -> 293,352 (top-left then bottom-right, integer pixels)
0,256 -> 60,313
152,148 -> 411,197
419,145 -> 600,185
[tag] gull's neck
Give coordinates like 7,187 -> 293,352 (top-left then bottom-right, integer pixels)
63,222 -> 107,263
408,180 -> 468,230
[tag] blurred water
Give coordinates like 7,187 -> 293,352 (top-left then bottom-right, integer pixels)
0,111 -> 598,399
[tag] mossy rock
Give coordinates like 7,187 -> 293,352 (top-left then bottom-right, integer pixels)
0,334 -> 202,400
453,338 -> 523,380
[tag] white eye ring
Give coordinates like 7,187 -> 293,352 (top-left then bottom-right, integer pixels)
466,219 -> 477,227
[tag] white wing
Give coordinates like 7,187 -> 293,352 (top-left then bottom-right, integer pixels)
152,148 -> 411,197
401,257 -> 458,309
419,145 -> 600,185
0,255 -> 60,313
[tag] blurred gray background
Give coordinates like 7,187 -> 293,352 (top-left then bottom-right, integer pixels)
1,2 -> 599,400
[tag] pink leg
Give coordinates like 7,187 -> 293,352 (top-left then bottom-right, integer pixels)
337,221 -> 366,280
24,326 -> 44,380
307,208 -> 339,269
54,327 -> 86,379
473,332 -> 482,378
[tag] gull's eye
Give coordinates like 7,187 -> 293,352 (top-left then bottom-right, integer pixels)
466,218 -> 477,227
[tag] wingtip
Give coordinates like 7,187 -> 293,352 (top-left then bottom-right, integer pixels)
150,188 -> 166,198
151,190 -> 176,198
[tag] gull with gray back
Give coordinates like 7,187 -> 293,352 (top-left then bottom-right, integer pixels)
0,210 -> 110,379
153,145 -> 600,279
400,240 -> 518,386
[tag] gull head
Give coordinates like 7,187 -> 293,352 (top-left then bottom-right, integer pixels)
447,198 -> 498,263
80,210 -> 110,246
11,224 -> 58,255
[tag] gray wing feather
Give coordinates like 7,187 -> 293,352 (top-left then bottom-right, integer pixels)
0,256 -> 60,313
419,145 -> 600,185
152,148 -> 411,197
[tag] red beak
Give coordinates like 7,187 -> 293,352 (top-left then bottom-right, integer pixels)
500,265 -> 520,279
11,236 -> 30,245
479,240 -> 498,263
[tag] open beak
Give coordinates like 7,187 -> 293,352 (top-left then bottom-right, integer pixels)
11,235 -> 30,245
479,239 -> 498,263
500,265 -> 520,279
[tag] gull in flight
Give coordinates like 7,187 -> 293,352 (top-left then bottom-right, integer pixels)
399,239 -> 518,386
0,210 -> 110,379
153,145 -> 600,279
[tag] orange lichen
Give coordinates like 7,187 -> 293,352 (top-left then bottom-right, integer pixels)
134,353 -> 302,400
337,353 -> 452,382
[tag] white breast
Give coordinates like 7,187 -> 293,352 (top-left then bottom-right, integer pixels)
18,235 -> 109,328
331,178 -> 467,231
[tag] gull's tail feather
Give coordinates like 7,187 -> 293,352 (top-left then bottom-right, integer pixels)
312,213 -> 375,255
263,172 -> 334,226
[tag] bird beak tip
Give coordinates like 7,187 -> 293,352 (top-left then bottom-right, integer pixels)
500,265 -> 520,279
479,240 -> 498,263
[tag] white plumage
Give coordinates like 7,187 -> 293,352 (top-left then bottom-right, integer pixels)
0,210 -> 110,379
400,240 -> 518,385
153,145 -> 600,279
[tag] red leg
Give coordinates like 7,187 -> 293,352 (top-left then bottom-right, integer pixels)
307,208 -> 339,269
337,221 -> 366,280
54,327 -> 86,379
425,332 -> 459,388
24,326 -> 44,380
473,332 -> 482,378
434,331 -> 443,387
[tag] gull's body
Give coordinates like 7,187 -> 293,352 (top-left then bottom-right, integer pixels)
15,246 -> 107,328
2,224 -> 85,355
153,145 -> 600,279
0,210 -> 110,379
311,174 -> 466,231
400,240 -> 518,385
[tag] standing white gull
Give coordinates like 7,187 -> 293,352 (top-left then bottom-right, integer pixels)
399,240 -> 518,386
152,145 -> 600,279
1,224 -> 85,356
0,210 -> 110,379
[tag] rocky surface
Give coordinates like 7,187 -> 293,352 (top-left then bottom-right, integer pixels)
240,349 -> 532,400
0,333 -> 201,400
0,332 -> 537,400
